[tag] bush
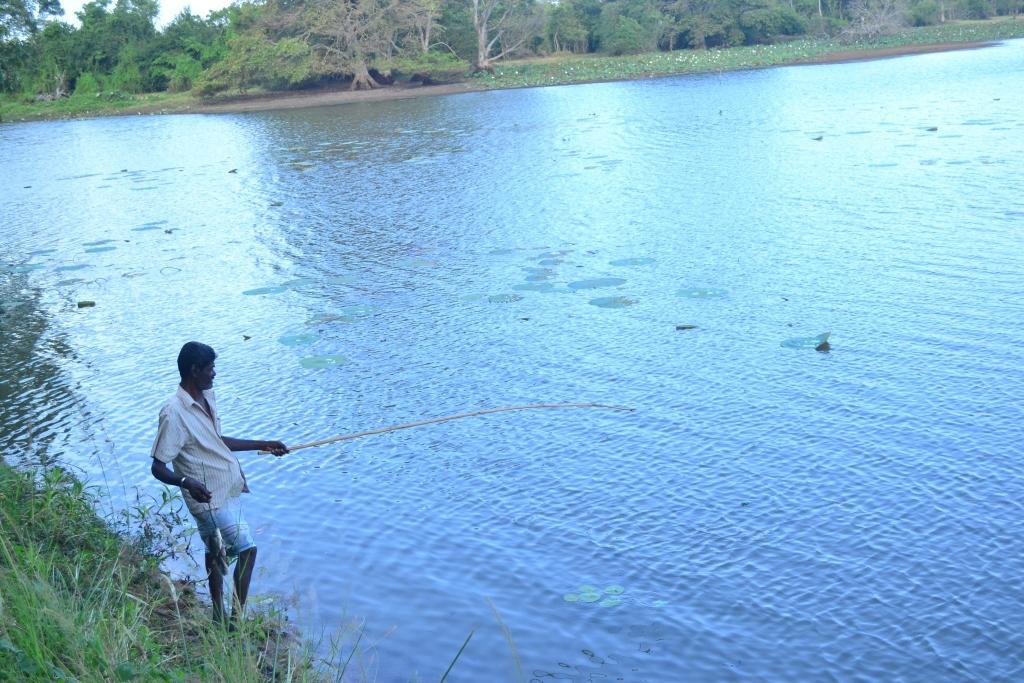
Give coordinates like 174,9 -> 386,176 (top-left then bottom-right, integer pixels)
738,7 -> 808,42
72,72 -> 103,98
958,0 -> 994,17
601,16 -> 655,55
907,0 -> 941,25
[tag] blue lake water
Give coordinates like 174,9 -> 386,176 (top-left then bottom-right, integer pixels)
2,39 -> 1024,681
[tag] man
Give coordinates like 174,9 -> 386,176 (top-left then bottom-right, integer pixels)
150,341 -> 288,625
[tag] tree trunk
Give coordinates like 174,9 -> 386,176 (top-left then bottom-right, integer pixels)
350,62 -> 380,90
474,23 -> 493,71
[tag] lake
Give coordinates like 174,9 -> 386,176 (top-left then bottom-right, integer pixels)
2,39 -> 1024,682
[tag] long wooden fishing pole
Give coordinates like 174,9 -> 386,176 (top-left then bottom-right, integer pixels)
258,402 -> 634,454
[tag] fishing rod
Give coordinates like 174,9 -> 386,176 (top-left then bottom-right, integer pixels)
258,402 -> 635,455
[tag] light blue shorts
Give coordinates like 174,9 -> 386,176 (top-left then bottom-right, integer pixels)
193,497 -> 255,558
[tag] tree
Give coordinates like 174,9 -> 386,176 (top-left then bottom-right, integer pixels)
301,0 -> 409,89
470,0 -> 542,71
1,0 -> 62,40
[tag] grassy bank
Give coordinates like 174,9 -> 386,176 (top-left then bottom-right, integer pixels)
1,17 -> 1022,123
471,17 -> 1024,89
0,463 -> 338,681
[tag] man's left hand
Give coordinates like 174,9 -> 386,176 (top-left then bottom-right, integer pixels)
263,440 -> 289,456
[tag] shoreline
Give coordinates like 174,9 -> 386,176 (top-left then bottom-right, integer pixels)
176,40 -> 996,116
0,35 -> 1010,123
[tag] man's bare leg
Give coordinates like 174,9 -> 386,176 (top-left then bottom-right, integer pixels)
230,547 -> 257,629
206,551 -> 226,624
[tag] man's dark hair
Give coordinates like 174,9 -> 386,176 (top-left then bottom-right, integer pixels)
177,341 -> 216,380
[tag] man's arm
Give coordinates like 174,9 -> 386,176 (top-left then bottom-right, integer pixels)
151,458 -> 213,504
221,437 -> 289,456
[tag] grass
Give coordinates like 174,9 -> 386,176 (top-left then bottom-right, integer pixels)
0,463 -> 343,682
471,17 -> 1024,89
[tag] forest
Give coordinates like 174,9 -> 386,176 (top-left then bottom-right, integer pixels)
2,0 -> 1022,100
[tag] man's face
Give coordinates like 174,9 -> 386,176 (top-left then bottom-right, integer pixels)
193,362 -> 216,390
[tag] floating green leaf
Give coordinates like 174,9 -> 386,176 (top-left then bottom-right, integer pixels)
599,598 -> 623,607
488,293 -> 523,303
577,592 -> 602,603
83,239 -> 116,246
651,599 -> 668,607
781,332 -> 831,349
513,282 -> 555,292
242,285 -> 288,296
563,593 -> 580,602
29,248 -> 57,255
85,246 -> 117,254
609,257 -> 655,266
569,277 -> 626,290
55,264 -> 89,272
578,584 -> 598,593
281,277 -> 315,288
278,333 -> 318,346
677,287 -> 726,298
300,355 -> 347,368
5,263 -> 44,273
603,585 -> 625,595
589,296 -> 637,308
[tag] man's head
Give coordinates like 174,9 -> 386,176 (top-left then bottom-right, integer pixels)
177,341 -> 217,390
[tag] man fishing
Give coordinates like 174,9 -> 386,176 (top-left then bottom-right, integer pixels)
150,341 -> 288,626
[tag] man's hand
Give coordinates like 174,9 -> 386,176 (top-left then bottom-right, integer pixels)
263,440 -> 289,457
183,477 -> 213,504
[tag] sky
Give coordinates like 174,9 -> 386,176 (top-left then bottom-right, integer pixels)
57,0 -> 236,29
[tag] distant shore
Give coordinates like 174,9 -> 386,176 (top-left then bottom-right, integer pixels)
2,18 -> 1022,123
183,40 -> 994,116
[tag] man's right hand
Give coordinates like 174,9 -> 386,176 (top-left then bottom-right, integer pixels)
183,477 -> 213,504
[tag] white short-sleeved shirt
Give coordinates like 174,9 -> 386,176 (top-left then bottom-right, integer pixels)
151,386 -> 244,515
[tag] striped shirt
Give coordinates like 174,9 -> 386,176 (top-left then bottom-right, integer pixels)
151,386 -> 244,515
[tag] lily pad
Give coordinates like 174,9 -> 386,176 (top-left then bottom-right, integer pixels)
281,277 -> 315,288
652,599 -> 669,608
563,593 -> 580,603
488,294 -> 523,303
299,355 -> 347,369
513,282 -> 556,292
577,592 -> 602,603
5,263 -> 44,273
578,584 -> 598,593
781,332 -> 831,349
609,257 -> 655,267
569,277 -> 626,290
85,246 -> 117,253
83,239 -> 116,247
132,223 -> 166,232
589,296 -> 637,308
29,248 -> 57,256
677,287 -> 727,298
599,598 -> 623,608
278,333 -> 318,346
242,285 -> 288,296
55,264 -> 90,272
603,585 -> 625,595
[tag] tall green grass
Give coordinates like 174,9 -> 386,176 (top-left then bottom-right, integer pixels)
0,464 -> 344,681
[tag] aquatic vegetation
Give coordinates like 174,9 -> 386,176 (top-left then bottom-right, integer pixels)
278,333 -> 318,346
513,282 -> 556,292
242,285 -> 288,296
609,257 -> 655,267
487,293 -> 524,303
589,296 -> 637,308
568,277 -> 626,290
781,331 -> 831,349
281,277 -> 316,288
4,263 -> 45,273
563,584 -> 627,607
84,246 -> 117,253
29,248 -> 57,255
299,355 -> 347,368
677,287 -> 727,298
83,239 -> 117,246
55,264 -> 90,272
537,258 -> 563,266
